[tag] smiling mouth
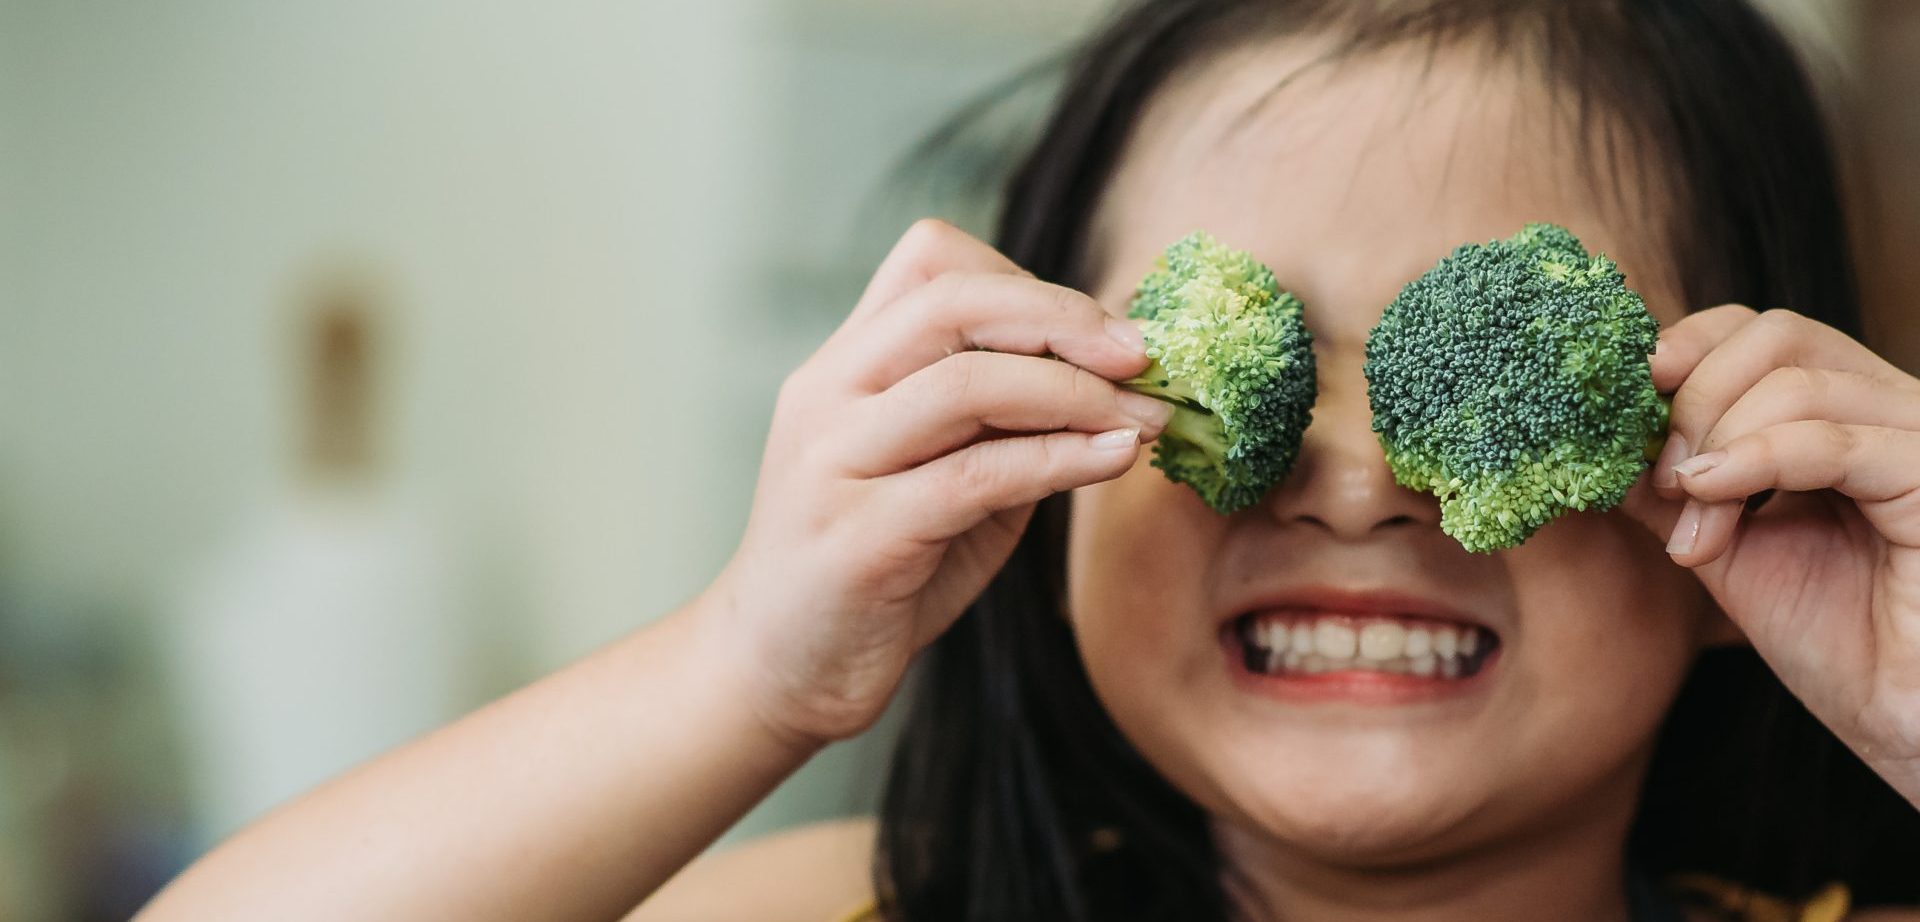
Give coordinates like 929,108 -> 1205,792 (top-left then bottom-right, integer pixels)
1233,611 -> 1501,681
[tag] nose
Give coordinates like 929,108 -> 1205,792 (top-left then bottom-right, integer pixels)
1261,355 -> 1439,540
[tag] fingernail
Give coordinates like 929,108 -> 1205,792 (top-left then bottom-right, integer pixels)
1672,451 -> 1725,479
1667,501 -> 1701,556
1652,432 -> 1688,490
1092,427 -> 1140,450
1116,391 -> 1175,431
1106,317 -> 1146,355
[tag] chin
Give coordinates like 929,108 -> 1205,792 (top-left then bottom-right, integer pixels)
1210,742 -> 1493,864
1232,800 -> 1480,865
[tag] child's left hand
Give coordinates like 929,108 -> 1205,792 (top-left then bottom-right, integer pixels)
1624,304 -> 1920,805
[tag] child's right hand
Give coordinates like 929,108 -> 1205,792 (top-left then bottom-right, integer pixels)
704,219 -> 1169,749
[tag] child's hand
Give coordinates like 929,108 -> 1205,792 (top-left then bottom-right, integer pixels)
705,219 -> 1165,749
1626,305 -> 1920,803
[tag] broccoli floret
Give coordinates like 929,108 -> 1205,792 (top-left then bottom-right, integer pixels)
1122,231 -> 1317,514
1363,223 -> 1666,552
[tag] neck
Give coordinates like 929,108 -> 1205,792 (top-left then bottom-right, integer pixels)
1211,769 -> 1647,922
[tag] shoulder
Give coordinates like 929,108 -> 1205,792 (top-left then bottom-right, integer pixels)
623,816 -> 878,922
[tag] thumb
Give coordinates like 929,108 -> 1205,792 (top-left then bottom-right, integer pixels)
1619,474 -> 1746,578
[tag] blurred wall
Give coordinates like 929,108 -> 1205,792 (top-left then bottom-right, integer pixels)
3,0 -> 770,677
3,3 -> 775,864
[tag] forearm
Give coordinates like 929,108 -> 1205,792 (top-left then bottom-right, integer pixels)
138,592 -> 820,922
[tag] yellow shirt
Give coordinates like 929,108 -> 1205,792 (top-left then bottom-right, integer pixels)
1670,876 -> 1852,922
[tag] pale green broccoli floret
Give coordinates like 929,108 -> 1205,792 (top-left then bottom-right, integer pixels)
1363,223 -> 1666,552
1123,231 -> 1317,514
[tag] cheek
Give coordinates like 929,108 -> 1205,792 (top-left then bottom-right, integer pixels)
1066,455 -> 1226,704
1498,511 -> 1708,764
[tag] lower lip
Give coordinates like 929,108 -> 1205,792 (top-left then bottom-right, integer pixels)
1219,630 -> 1501,705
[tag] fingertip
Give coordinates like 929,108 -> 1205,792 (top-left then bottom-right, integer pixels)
1647,320 -> 1711,394
1668,448 -> 1749,505
1079,428 -> 1145,485
1649,430 -> 1689,498
1103,317 -> 1151,374
1667,500 -> 1741,567
1090,427 -> 1142,452
1115,390 -> 1174,437
1670,450 -> 1726,481
1665,499 -> 1702,558
1691,502 -> 1743,566
1648,334 -> 1680,389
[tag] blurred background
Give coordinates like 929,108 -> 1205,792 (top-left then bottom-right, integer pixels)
0,1 -> 1912,918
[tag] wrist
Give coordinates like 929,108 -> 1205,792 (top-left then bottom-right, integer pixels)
691,565 -> 905,750
682,577 -> 843,759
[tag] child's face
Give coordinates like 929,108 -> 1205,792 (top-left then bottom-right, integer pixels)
1068,40 -> 1718,864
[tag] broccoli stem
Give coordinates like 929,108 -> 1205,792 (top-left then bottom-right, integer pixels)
1121,358 -> 1211,414
1122,359 -> 1231,461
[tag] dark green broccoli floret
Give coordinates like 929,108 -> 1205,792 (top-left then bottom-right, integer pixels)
1363,223 -> 1666,552
1123,231 -> 1317,513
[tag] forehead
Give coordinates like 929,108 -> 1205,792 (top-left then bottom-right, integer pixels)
1088,37 -> 1686,344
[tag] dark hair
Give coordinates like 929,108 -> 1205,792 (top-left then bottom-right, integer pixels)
876,2 -> 1920,920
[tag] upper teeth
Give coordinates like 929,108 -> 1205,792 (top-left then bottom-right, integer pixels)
1290,623 -> 1313,655
1358,622 -> 1403,660
1241,613 -> 1493,678
1404,626 -> 1431,658
1314,621 -> 1357,660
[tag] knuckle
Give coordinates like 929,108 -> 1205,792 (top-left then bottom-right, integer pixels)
887,219 -> 967,276
1032,433 -> 1062,470
893,219 -> 961,269
1715,310 -> 1804,377
879,220 -> 972,293
775,366 -> 816,413
1035,437 -> 1079,492
933,350 -> 989,402
1669,380 -> 1716,426
902,217 -> 960,253
910,270 -> 955,307
1742,428 -> 1781,471
952,443 -> 1007,496
1789,365 -> 1830,405
1755,307 -> 1805,338
1060,361 -> 1099,405
1727,429 -> 1761,466
917,270 -> 978,318
874,221 -> 950,284
1673,303 -> 1755,344
1817,419 -> 1855,456
1758,365 -> 1825,412
1043,282 -> 1086,320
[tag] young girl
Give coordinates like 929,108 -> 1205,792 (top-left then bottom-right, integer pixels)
140,0 -> 1920,920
